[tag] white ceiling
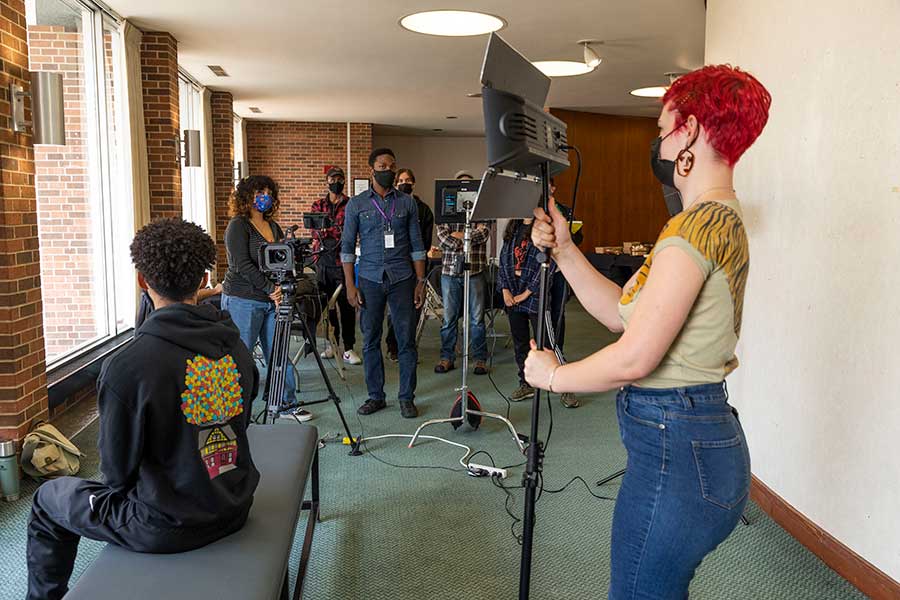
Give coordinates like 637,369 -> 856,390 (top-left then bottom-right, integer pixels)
109,0 -> 707,134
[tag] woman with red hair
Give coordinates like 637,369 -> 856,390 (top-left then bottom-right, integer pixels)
527,65 -> 771,598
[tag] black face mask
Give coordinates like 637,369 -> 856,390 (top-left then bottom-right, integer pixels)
397,183 -> 413,195
650,136 -> 677,189
328,181 -> 344,195
373,169 -> 396,190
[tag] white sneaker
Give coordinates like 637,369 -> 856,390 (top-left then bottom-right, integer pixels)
321,344 -> 335,359
279,407 -> 313,422
343,349 -> 362,365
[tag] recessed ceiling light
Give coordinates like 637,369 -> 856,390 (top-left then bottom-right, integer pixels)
630,86 -> 668,98
532,61 -> 595,77
446,116 -> 458,119
248,106 -> 262,113
466,92 -> 482,98
432,128 -> 444,132
400,10 -> 505,37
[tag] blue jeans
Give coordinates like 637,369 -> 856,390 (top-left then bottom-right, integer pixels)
440,273 -> 487,362
610,383 -> 750,599
221,294 -> 297,405
358,275 -> 417,402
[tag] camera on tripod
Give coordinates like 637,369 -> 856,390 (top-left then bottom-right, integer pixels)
258,213 -> 332,276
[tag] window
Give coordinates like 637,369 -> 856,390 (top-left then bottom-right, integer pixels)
27,0 -> 133,365
179,74 -> 209,230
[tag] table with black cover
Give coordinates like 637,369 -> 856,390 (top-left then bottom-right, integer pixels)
587,253 -> 647,288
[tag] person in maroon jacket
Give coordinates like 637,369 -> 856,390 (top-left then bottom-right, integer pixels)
310,166 -> 361,364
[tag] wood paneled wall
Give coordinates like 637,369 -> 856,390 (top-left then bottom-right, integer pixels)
550,109 -> 670,251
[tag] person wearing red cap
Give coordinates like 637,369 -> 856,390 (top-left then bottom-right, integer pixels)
310,166 -> 361,365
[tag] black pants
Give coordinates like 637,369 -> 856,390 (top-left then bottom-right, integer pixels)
507,310 -> 552,385
27,476 -> 248,600
319,267 -> 356,350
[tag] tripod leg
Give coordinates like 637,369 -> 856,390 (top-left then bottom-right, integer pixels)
298,318 -> 361,456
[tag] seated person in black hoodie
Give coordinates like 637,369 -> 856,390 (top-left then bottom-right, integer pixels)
26,218 -> 260,600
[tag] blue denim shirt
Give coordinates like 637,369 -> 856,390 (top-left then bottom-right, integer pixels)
340,188 -> 426,284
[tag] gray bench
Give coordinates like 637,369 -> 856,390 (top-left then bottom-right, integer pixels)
67,424 -> 320,600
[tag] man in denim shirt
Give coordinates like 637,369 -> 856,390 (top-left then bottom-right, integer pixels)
341,148 -> 427,418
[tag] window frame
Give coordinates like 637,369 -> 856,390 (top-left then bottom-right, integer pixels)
30,0 -> 134,371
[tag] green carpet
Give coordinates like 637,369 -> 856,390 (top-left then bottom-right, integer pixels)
0,303 -> 866,599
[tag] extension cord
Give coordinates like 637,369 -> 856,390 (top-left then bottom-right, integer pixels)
468,463 -> 508,479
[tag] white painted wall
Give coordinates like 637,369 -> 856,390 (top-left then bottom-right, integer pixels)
707,0 -> 900,580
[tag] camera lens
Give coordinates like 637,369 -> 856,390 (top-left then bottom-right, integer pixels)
272,249 -> 287,263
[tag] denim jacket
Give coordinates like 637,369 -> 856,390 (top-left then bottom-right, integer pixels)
340,188 -> 426,284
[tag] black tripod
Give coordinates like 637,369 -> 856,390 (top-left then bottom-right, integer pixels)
260,274 -> 361,456
518,161 -> 554,600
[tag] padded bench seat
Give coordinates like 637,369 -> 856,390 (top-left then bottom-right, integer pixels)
66,424 -> 320,600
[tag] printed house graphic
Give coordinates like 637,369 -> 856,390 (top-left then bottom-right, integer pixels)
199,426 -> 238,478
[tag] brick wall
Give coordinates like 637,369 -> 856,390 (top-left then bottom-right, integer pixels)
210,91 -> 233,276
140,32 -> 180,221
244,121 -> 372,233
0,0 -> 48,445
27,25 -> 98,361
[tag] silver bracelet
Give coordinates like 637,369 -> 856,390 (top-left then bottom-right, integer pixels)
548,365 -> 561,393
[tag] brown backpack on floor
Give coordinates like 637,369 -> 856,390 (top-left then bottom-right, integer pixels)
20,421 -> 85,479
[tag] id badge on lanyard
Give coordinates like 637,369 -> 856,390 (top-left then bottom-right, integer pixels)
371,196 -> 396,249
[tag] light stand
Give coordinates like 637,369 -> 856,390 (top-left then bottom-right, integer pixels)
517,162 -> 553,599
409,200 -> 526,453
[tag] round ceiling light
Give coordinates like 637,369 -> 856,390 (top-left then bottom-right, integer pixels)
533,61 -> 595,77
400,10 -> 505,37
630,86 -> 668,98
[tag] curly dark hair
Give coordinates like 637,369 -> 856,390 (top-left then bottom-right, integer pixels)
130,218 -> 216,302
230,175 -> 280,220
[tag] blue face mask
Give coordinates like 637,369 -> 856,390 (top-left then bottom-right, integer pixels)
254,193 -> 273,213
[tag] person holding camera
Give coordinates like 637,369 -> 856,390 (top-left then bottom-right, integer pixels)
525,65 -> 770,599
27,219 -> 259,600
222,175 -> 310,421
341,148 -> 427,418
310,166 -> 362,365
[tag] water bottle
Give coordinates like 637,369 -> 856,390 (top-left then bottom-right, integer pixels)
0,440 -> 20,502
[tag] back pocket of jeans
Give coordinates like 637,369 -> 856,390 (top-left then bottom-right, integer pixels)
691,436 -> 749,510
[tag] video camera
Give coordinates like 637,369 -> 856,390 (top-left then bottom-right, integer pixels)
258,213 -> 335,276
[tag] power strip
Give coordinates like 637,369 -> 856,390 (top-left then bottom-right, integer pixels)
468,463 -> 508,479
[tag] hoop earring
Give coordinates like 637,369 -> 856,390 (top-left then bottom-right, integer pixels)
676,148 -> 695,177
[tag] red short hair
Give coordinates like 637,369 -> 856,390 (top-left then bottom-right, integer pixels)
662,64 -> 771,167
